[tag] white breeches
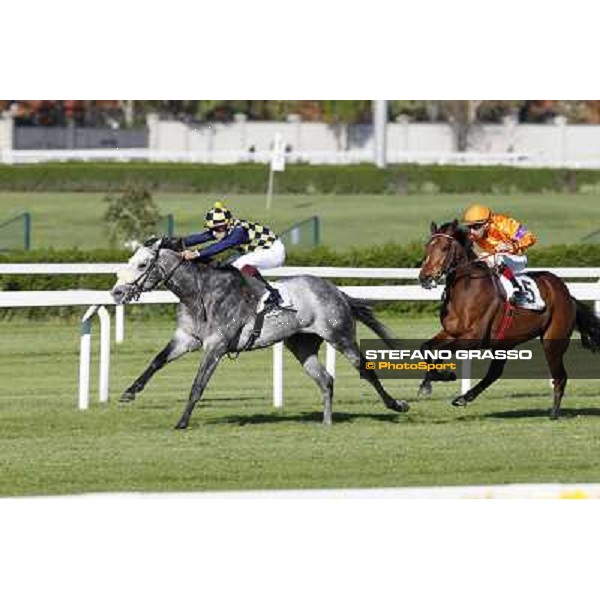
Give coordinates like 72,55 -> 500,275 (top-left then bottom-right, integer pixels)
232,239 -> 286,270
484,252 -> 528,273
484,253 -> 528,298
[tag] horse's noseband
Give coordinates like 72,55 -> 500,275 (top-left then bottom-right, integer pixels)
127,250 -> 184,301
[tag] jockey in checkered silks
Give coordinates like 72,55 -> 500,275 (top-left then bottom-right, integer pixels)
462,203 -> 537,304
181,201 -> 286,310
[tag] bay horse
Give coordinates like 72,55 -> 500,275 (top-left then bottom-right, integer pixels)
418,220 -> 600,418
110,237 -> 409,429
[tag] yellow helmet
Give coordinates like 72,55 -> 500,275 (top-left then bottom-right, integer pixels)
205,200 -> 232,229
462,204 -> 492,225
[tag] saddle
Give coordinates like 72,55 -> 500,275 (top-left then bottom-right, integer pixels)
239,273 -> 294,314
497,272 -> 546,311
228,277 -> 294,358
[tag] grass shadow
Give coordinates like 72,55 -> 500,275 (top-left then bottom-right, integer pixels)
486,407 -> 600,419
119,394 -> 269,410
203,410 -> 403,426
504,391 -> 555,399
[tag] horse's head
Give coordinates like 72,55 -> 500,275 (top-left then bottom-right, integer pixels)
419,220 -> 471,289
111,237 -> 182,304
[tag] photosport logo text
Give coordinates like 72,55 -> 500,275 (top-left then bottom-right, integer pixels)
358,339 -> 597,380
363,348 -> 532,375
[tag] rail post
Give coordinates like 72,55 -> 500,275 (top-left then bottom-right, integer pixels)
115,304 -> 125,344
78,305 -> 111,409
98,306 -> 111,403
79,306 -> 97,410
461,359 -> 471,395
326,343 -> 336,378
273,342 -> 284,409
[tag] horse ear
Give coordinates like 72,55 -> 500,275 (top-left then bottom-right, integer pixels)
452,218 -> 459,229
430,221 -> 437,234
143,235 -> 160,248
164,237 -> 184,252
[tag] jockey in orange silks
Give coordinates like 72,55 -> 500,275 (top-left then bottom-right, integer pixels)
462,204 -> 537,303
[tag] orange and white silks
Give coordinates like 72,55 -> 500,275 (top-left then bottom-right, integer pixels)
473,214 -> 537,255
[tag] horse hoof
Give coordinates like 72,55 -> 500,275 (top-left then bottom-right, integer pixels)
174,421 -> 188,430
451,396 -> 467,407
417,383 -> 432,397
389,400 -> 410,413
434,371 -> 457,383
120,391 -> 135,403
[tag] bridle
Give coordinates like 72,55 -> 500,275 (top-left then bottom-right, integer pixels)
425,232 -> 493,282
425,233 -> 464,280
126,245 -> 186,301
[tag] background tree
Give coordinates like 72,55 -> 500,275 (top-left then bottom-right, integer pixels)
104,186 -> 163,247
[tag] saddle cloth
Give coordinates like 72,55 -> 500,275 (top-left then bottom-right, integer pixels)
256,282 -> 294,314
502,273 -> 545,311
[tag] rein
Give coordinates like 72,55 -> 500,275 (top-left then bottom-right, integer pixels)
427,233 -> 492,279
428,232 -> 515,340
128,251 -> 186,301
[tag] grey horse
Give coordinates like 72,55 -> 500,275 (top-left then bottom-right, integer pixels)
110,238 -> 409,429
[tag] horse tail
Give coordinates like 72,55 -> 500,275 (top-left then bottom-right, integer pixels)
574,298 -> 600,352
344,294 -> 397,349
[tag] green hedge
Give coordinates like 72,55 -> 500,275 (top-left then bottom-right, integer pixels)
1,163 -> 600,194
288,242 -> 600,269
2,243 -> 600,319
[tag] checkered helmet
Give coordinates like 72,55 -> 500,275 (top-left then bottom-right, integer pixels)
205,201 -> 232,230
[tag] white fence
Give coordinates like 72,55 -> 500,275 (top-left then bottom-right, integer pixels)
7,148 -> 600,169
2,265 -> 600,411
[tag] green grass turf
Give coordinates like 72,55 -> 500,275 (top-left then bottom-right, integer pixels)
1,192 -> 600,250
1,314 -> 600,496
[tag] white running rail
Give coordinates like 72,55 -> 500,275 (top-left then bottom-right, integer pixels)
3,273 -> 600,411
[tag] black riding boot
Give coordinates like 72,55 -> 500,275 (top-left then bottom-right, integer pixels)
241,267 -> 282,309
258,277 -> 283,309
500,265 -> 526,303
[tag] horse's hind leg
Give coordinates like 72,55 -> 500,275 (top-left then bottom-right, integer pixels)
284,333 -> 333,425
333,338 -> 409,414
121,330 -> 199,403
541,337 -> 570,419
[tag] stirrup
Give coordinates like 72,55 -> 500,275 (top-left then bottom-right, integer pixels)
264,290 -> 295,314
264,296 -> 281,311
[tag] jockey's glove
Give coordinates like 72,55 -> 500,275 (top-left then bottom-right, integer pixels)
181,249 -> 199,260
495,242 -> 514,253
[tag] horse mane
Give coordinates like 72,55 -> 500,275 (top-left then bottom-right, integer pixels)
153,238 -> 257,300
155,237 -> 247,282
184,258 -> 253,290
213,263 -> 250,286
437,221 -> 477,261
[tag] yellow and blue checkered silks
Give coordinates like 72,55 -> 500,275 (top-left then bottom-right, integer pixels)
205,201 -> 233,229
233,219 -> 278,252
203,201 -> 278,251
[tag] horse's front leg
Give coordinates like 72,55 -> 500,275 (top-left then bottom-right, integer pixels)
121,330 -> 199,402
417,330 -> 457,397
451,358 -> 507,407
175,348 -> 224,430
